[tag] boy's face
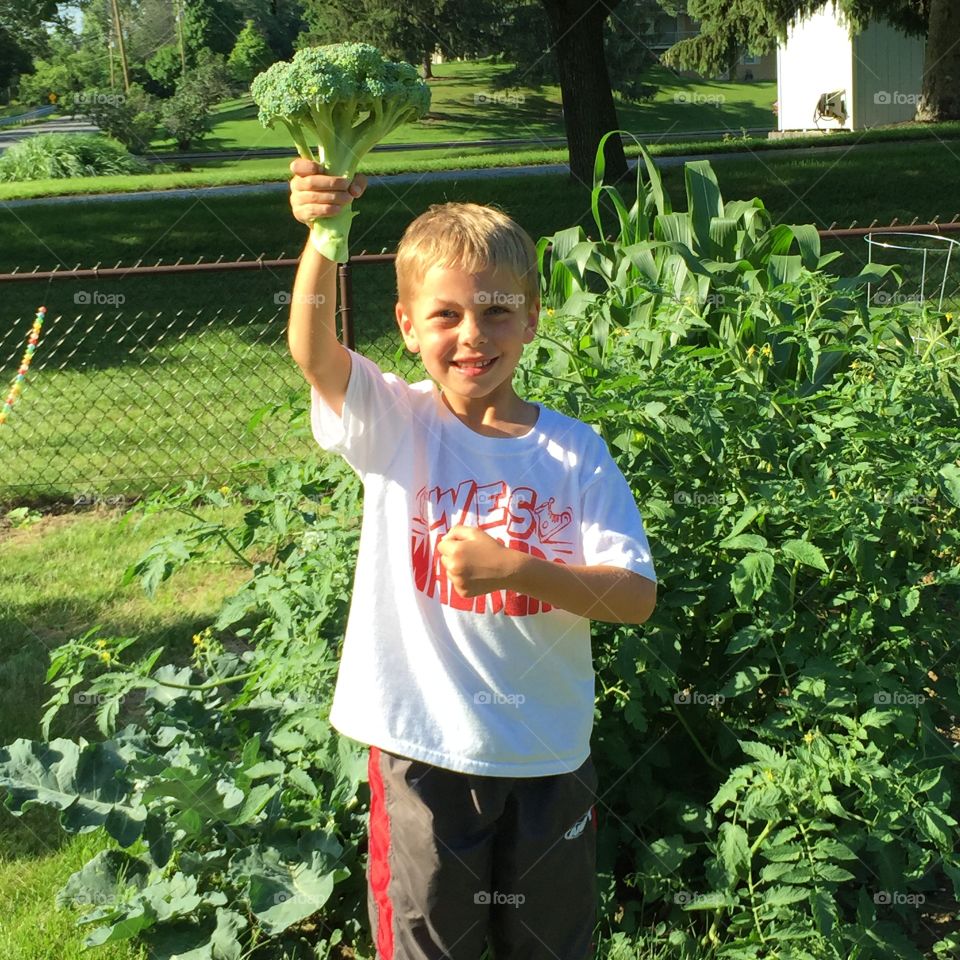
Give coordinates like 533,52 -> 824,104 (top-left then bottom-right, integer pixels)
395,263 -> 539,416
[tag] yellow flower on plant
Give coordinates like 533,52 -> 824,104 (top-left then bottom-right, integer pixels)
762,768 -> 776,782
803,730 -> 816,744
746,345 -> 757,359
95,639 -> 107,649
760,344 -> 772,357
98,652 -> 111,664
192,633 -> 203,646
219,485 -> 231,496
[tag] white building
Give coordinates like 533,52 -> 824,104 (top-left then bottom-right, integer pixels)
776,3 -> 925,132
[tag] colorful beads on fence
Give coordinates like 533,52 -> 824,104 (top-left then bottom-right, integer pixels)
0,306 -> 46,427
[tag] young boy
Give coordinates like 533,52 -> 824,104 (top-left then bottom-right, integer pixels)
286,159 -> 657,960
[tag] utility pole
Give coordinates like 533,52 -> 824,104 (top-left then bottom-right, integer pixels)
104,0 -> 116,89
175,0 -> 187,74
109,0 -> 131,92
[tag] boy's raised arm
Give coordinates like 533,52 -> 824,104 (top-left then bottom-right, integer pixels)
288,239 -> 350,417
286,159 -> 366,418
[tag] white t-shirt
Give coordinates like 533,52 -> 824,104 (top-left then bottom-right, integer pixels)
310,349 -> 657,777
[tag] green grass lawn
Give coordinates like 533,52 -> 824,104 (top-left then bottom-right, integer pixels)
151,61 -> 777,154
0,59 -> 776,200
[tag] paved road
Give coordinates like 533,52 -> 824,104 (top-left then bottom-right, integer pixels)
0,116 -> 100,149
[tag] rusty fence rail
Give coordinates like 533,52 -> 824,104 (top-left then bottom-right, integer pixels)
1,218 -> 958,503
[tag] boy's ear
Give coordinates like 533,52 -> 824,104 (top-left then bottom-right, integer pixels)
395,301 -> 420,353
522,297 -> 540,344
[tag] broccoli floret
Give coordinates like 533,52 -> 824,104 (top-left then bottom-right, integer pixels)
251,42 -> 431,263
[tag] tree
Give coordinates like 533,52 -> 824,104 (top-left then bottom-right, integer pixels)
159,54 -> 231,148
665,0 -> 959,122
0,28 -> 37,94
300,0 -> 499,79
17,33 -> 110,105
180,0 -> 238,61
0,0 -> 62,57
227,18 -> 273,83
493,0 -> 676,97
916,0 -> 959,121
146,44 -> 183,96
537,0 -> 629,183
478,0 -> 684,182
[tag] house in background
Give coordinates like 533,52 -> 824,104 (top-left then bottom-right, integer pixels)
776,2 -> 925,132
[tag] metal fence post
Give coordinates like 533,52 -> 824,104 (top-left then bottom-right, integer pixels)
338,262 -> 355,351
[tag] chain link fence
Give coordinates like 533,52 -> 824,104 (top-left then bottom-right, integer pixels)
1,219 -> 958,505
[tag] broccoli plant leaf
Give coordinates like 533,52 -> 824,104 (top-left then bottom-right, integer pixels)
0,737 -> 145,846
228,842 -> 349,936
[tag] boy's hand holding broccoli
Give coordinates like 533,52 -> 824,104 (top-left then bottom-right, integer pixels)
289,161 -> 367,230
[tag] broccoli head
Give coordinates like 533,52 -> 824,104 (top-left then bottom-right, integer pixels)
251,43 -> 431,263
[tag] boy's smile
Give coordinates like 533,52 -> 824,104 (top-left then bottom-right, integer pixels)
395,264 -> 539,430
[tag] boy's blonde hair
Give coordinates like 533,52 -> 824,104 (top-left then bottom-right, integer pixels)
395,202 -> 539,307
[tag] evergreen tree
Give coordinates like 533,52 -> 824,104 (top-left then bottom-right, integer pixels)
665,0 -> 958,121
227,18 -> 273,83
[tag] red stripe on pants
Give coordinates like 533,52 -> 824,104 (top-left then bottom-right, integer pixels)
368,746 -> 395,960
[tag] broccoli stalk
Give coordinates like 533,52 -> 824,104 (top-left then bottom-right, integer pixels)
251,43 -> 431,263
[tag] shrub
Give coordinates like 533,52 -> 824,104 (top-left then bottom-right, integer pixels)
72,83 -> 160,154
0,132 -> 148,181
160,84 -> 213,150
159,52 -> 231,150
